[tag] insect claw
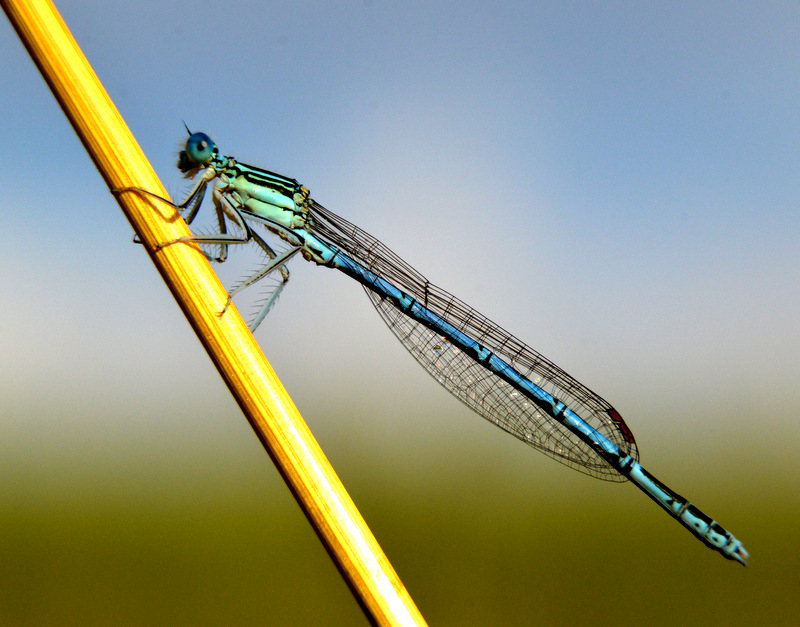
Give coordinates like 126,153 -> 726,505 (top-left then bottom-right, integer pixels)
153,239 -> 177,252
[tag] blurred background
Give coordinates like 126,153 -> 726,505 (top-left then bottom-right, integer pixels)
1,1 -> 798,624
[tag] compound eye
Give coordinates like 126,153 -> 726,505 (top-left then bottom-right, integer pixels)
184,132 -> 217,165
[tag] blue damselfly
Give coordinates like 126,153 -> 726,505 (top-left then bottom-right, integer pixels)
117,130 -> 748,565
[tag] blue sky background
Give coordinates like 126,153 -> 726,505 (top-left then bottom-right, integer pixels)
2,2 -> 799,624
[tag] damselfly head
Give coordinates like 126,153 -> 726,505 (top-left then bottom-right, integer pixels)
178,131 -> 219,173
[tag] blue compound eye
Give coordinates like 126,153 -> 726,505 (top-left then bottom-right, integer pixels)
184,132 -> 217,164
178,131 -> 218,172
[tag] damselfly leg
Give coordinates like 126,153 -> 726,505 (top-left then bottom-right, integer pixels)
115,184 -> 299,330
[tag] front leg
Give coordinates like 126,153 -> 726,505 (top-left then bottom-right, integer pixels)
156,187 -> 254,258
113,186 -> 183,247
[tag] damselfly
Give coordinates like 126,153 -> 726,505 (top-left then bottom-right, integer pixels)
117,129 -> 748,565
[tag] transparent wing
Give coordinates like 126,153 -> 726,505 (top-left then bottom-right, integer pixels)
308,201 -> 638,481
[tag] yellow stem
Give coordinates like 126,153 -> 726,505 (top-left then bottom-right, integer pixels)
2,1 -> 426,624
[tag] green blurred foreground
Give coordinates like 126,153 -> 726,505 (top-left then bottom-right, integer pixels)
1,424 -> 796,626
